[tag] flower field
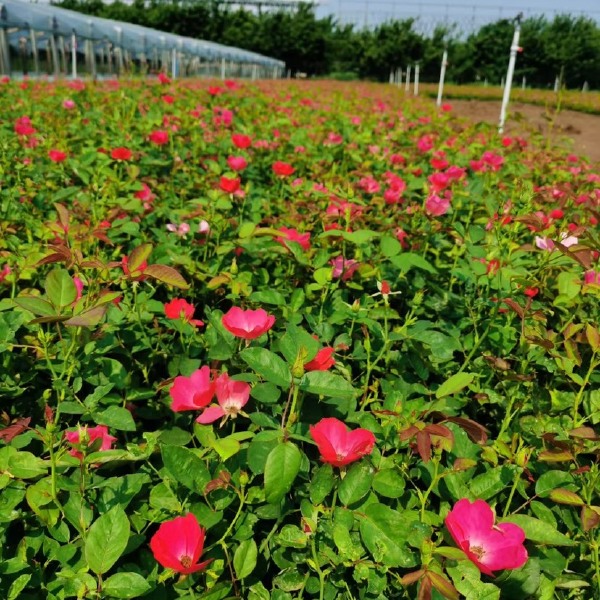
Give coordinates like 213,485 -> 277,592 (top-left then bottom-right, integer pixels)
0,76 -> 599,600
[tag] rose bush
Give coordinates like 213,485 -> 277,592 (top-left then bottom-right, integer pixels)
0,76 -> 598,599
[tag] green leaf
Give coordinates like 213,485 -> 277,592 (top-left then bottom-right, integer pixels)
380,234 -> 402,258
251,382 -> 281,405
103,572 -> 151,598
264,442 -> 302,504
45,268 -> 77,308
95,406 -> 136,432
435,373 -> 475,398
85,506 -> 130,574
240,348 -> 292,389
278,324 -> 320,365
7,450 -> 48,479
468,465 -> 514,500
8,573 -> 31,600
13,296 -> 57,317
390,252 -> 437,274
299,371 -> 357,400
309,463 -> 335,504
342,229 -> 380,245
161,445 -> 211,492
359,504 -> 417,567
535,471 -> 575,497
499,515 -> 575,546
338,461 -> 374,506
234,538 -> 258,580
372,468 -> 406,498
144,264 -> 189,289
250,290 -> 287,306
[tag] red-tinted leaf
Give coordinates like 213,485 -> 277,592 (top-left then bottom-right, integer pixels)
54,203 -> 70,230
128,243 -> 153,273
427,571 -> 460,600
453,458 -> 477,471
503,298 -> 524,319
581,505 -> 600,532
425,423 -> 453,439
144,264 -> 189,289
568,427 -> 600,441
400,570 -> 424,586
417,575 -> 432,600
14,297 -> 57,317
399,425 -> 420,442
0,417 -> 31,442
549,488 -> 584,506
586,324 -> 600,352
538,449 -> 574,462
64,305 -> 107,328
416,431 -> 431,463
443,416 -> 489,444
36,253 -> 68,267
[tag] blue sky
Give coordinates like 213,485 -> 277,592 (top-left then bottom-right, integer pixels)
315,0 -> 600,31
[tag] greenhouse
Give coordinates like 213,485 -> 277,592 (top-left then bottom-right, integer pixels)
0,0 -> 286,78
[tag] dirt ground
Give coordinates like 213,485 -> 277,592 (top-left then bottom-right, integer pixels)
444,99 -> 600,165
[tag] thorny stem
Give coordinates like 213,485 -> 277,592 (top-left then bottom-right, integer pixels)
419,457 -> 440,520
503,467 -> 523,518
310,537 -> 326,600
573,352 -> 599,426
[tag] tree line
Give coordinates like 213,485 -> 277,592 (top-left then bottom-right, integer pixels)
53,0 -> 600,88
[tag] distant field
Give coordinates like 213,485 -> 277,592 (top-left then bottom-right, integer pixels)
419,83 -> 600,115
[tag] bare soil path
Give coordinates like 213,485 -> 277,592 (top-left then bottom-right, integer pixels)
445,99 -> 600,164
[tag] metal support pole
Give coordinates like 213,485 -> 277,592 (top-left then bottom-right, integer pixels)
59,35 -> 67,74
71,31 -> 77,78
414,63 -> 420,95
436,49 -> 448,106
0,28 -> 9,76
0,4 -> 10,76
220,57 -> 225,79
30,28 -> 39,76
498,13 -> 522,134
49,35 -> 60,77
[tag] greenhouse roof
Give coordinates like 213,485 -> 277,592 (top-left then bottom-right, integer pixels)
0,0 -> 285,66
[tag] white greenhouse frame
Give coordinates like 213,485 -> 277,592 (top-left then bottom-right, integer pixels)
0,0 -> 285,78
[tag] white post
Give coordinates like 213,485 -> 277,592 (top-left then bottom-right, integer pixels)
521,76 -> 526,89
220,57 -> 225,79
582,81 -> 589,92
71,32 -> 77,78
554,76 -> 559,92
414,64 -> 419,95
405,65 -> 411,92
171,47 -> 176,79
498,14 -> 522,134
389,68 -> 393,84
398,69 -> 402,87
436,49 -> 448,106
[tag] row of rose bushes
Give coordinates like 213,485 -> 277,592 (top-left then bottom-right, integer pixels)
0,75 -> 599,599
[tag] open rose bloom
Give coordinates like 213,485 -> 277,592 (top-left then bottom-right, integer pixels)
150,513 -> 212,574
170,366 -> 215,412
221,307 -> 275,339
445,499 -> 528,576
164,298 -> 204,327
196,373 -> 250,425
309,417 -> 376,468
